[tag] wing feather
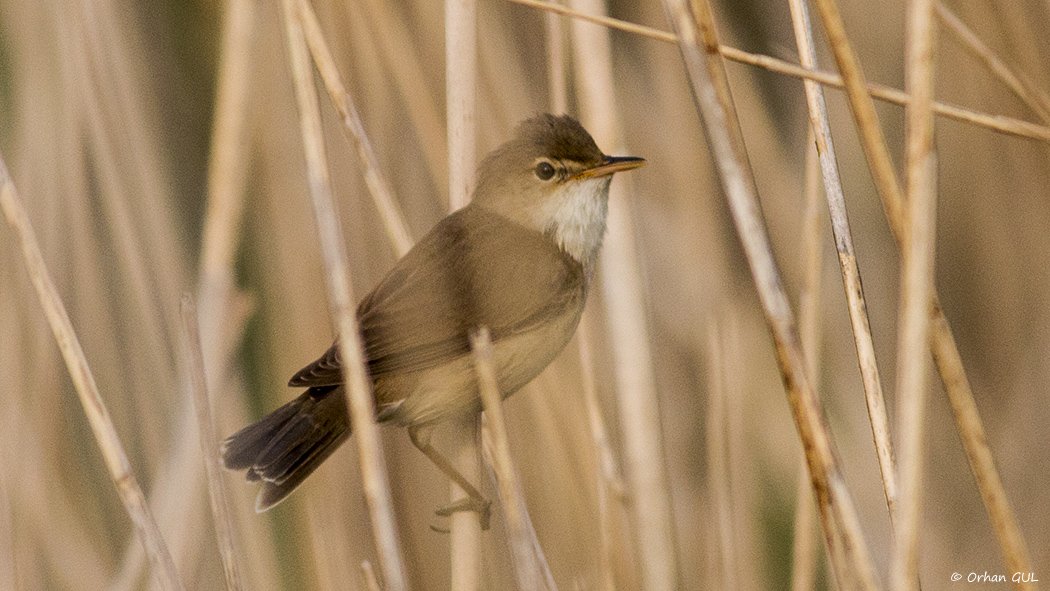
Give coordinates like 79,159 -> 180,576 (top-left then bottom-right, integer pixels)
288,205 -> 584,388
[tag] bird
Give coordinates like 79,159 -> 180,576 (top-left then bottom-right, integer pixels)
221,114 -> 646,522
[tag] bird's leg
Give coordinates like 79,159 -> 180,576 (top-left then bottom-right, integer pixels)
408,424 -> 491,530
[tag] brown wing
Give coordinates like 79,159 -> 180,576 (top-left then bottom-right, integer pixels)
288,204 -> 585,388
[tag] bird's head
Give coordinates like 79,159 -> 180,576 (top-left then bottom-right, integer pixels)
472,114 -> 645,268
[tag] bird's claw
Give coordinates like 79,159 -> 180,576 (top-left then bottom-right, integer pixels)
433,497 -> 492,531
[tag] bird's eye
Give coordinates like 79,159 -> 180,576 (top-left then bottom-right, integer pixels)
534,161 -> 556,181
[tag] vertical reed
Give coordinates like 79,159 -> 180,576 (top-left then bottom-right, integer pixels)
445,0 -> 483,587
663,0 -> 878,587
569,0 -> 680,587
280,2 -> 409,589
0,156 -> 185,591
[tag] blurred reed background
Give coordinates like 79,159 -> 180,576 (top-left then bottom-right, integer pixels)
1,0 -> 1048,589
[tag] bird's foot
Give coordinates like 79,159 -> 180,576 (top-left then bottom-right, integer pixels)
431,496 -> 492,531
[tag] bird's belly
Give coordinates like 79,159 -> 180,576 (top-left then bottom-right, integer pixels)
375,305 -> 583,427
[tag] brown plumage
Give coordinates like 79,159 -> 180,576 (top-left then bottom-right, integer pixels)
221,114 -> 644,512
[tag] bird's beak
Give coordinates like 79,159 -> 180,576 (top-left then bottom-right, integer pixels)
570,155 -> 647,180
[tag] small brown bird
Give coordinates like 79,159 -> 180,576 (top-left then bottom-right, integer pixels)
221,114 -> 645,519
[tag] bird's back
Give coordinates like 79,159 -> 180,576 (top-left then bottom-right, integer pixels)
288,204 -> 587,423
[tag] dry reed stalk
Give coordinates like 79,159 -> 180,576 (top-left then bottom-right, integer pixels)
546,9 -> 621,585
3,47 -> 127,580
294,26 -> 425,580
790,456 -> 819,591
0,162 -> 102,588
801,0 -> 1035,582
197,3 -> 285,585
180,296 -> 244,591
663,0 -> 879,589
108,409 -> 209,591
473,328 -> 554,591
706,321 -> 737,591
0,450 -> 14,591
798,135 -> 824,440
0,156 -> 185,591
935,2 -> 1050,125
197,0 -> 256,471
446,0 -> 477,213
280,3 -> 409,590
723,319 -> 752,591
70,21 -> 196,553
988,4 -> 1050,111
891,2 -> 938,590
513,0 -> 674,41
546,8 -> 621,586
930,322 -> 1035,590
712,47 -> 1050,143
807,0 -> 905,228
72,0 -> 189,339
577,327 -> 625,496
73,19 -> 173,466
545,5 -> 568,115
71,0 -> 209,574
363,560 -> 384,591
304,514 -> 337,591
593,452 -> 618,591
298,0 -> 414,257
300,0 -> 420,255
791,135 -> 822,591
578,313 -> 626,591
200,0 -> 255,298
505,0 -> 1050,142
359,0 -> 449,191
61,3 -> 211,579
568,0 -> 679,588
289,16 -> 439,584
445,0 -> 484,587
476,10 -> 542,129
447,418 -> 483,591
787,0 -> 898,524
479,422 -> 562,591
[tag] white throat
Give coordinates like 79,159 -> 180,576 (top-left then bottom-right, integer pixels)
534,177 -> 611,270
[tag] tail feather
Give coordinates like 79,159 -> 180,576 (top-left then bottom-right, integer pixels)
221,398 -> 302,471
221,386 -> 350,511
252,416 -> 315,478
254,429 -> 346,512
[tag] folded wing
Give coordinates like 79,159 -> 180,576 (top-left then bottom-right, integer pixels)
288,204 -> 585,388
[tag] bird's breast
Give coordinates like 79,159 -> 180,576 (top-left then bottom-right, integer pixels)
374,285 -> 586,428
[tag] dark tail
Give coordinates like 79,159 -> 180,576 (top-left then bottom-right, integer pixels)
221,386 -> 350,512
